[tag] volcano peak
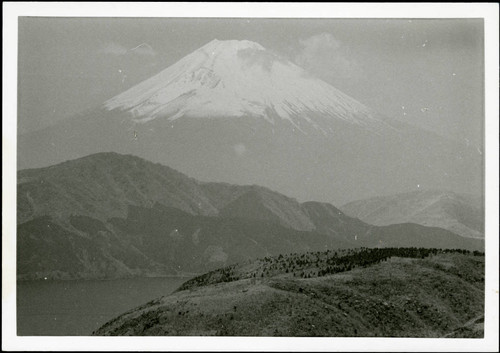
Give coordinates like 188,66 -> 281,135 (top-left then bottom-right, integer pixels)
200,39 -> 266,52
103,39 -> 375,129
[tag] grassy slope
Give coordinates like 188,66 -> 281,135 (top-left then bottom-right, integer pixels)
94,249 -> 484,337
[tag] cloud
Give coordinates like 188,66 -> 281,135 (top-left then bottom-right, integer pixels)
294,33 -> 362,85
100,42 -> 157,57
238,47 -> 287,72
299,32 -> 342,53
129,43 -> 157,57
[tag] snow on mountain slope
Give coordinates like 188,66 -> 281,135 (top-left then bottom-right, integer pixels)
104,39 -> 376,132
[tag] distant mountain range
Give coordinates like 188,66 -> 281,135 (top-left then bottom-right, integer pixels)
341,190 -> 484,239
18,39 -> 482,205
17,153 -> 483,280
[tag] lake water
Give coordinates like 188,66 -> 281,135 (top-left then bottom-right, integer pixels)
17,277 -> 190,336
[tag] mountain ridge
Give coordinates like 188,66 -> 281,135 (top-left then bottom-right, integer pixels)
17,152 -> 484,281
341,190 -> 484,238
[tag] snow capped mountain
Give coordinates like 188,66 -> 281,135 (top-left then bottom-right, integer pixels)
104,39 -> 376,133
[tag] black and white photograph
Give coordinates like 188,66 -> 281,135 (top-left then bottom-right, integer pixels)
3,2 -> 499,351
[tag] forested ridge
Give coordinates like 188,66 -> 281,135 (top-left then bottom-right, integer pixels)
178,247 -> 483,291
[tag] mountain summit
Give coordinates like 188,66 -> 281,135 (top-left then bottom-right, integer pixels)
104,39 -> 375,133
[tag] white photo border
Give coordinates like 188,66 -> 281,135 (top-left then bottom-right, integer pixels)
3,2 -> 499,351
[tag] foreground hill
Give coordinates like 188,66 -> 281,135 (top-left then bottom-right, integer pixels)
17,153 -> 483,280
341,190 -> 484,238
94,248 -> 484,337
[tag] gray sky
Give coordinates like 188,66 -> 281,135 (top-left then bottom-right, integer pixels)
18,18 -> 484,146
